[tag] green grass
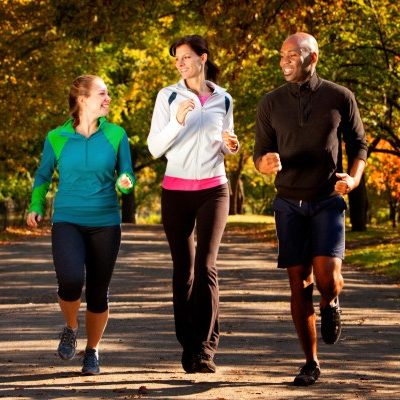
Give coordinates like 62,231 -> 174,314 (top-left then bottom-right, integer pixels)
227,216 -> 400,282
346,224 -> 400,244
226,214 -> 277,241
346,225 -> 400,281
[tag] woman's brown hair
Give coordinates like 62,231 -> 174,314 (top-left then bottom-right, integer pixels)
169,35 -> 220,82
68,75 -> 99,128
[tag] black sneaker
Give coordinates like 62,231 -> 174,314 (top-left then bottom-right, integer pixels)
321,297 -> 342,344
57,326 -> 77,360
81,348 -> 100,375
181,350 -> 197,373
293,361 -> 321,386
196,353 -> 216,373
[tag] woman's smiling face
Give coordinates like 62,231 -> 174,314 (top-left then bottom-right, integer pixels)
175,44 -> 206,80
81,78 -> 111,117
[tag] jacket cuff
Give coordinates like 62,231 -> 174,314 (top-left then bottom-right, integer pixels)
117,172 -> 136,194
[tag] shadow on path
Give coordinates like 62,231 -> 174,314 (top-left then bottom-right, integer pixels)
0,224 -> 399,399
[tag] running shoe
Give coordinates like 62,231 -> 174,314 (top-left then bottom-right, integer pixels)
321,297 -> 342,344
293,361 -> 321,386
81,348 -> 100,375
57,326 -> 77,360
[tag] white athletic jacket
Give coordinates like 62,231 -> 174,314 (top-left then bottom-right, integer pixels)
147,79 -> 237,180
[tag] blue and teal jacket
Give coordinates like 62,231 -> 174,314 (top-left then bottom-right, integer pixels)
29,117 -> 136,226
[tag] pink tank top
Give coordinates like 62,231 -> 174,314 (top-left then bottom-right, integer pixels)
198,93 -> 211,105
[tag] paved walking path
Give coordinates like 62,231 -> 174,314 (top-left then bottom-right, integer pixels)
0,224 -> 399,400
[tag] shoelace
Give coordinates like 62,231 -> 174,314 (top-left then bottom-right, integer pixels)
59,328 -> 76,346
322,303 -> 342,318
330,306 -> 342,323
198,353 -> 213,361
83,350 -> 98,368
299,362 -> 319,375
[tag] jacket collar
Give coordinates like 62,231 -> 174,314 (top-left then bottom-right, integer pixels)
61,116 -> 107,133
176,79 -> 226,95
287,72 -> 321,95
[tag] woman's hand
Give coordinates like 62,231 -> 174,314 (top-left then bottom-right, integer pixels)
27,212 -> 42,228
176,99 -> 195,125
222,131 -> 239,152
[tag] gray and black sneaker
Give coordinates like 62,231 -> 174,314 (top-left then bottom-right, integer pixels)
293,361 -> 321,386
82,348 -> 100,375
57,326 -> 77,360
321,297 -> 342,344
196,353 -> 216,373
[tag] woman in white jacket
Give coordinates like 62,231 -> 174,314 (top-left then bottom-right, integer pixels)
148,35 -> 239,373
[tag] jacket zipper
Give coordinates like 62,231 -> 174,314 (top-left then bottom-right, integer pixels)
298,86 -> 303,127
196,91 -> 217,179
195,96 -> 203,180
85,138 -> 88,168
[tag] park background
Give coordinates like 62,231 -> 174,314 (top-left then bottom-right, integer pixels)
0,0 -> 399,278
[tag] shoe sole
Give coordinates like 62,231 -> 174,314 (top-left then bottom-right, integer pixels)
293,378 -> 317,386
81,369 -> 100,375
322,336 -> 341,345
293,368 -> 321,386
321,299 -> 341,344
198,367 -> 216,373
182,367 -> 197,373
183,368 -> 197,373
321,324 -> 342,344
197,362 -> 216,373
182,353 -> 197,373
57,350 -> 76,361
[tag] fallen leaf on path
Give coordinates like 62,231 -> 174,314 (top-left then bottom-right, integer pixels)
138,385 -> 148,394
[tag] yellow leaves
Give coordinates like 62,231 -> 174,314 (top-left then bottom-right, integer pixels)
128,135 -> 140,146
158,15 -> 173,28
138,166 -> 157,184
1,75 -> 17,85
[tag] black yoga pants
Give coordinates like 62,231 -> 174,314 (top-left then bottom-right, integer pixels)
161,183 -> 229,356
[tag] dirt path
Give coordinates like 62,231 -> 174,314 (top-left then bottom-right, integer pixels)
0,224 -> 399,400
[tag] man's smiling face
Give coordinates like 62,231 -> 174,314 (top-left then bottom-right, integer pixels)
279,38 -> 314,84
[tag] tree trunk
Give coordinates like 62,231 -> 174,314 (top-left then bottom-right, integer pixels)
397,205 -> 400,225
0,200 -> 8,231
389,199 -> 397,228
229,154 -> 245,215
348,174 -> 368,231
229,178 -> 244,215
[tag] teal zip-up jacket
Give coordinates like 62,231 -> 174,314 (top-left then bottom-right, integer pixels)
29,117 -> 136,226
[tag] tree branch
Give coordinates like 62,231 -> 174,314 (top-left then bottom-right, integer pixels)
369,148 -> 400,157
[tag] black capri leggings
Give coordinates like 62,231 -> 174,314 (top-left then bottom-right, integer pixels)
51,222 -> 121,313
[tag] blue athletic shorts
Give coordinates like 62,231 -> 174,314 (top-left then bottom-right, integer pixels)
273,195 -> 347,268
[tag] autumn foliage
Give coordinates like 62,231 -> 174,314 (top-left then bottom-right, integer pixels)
0,0 -> 399,228
367,140 -> 400,227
